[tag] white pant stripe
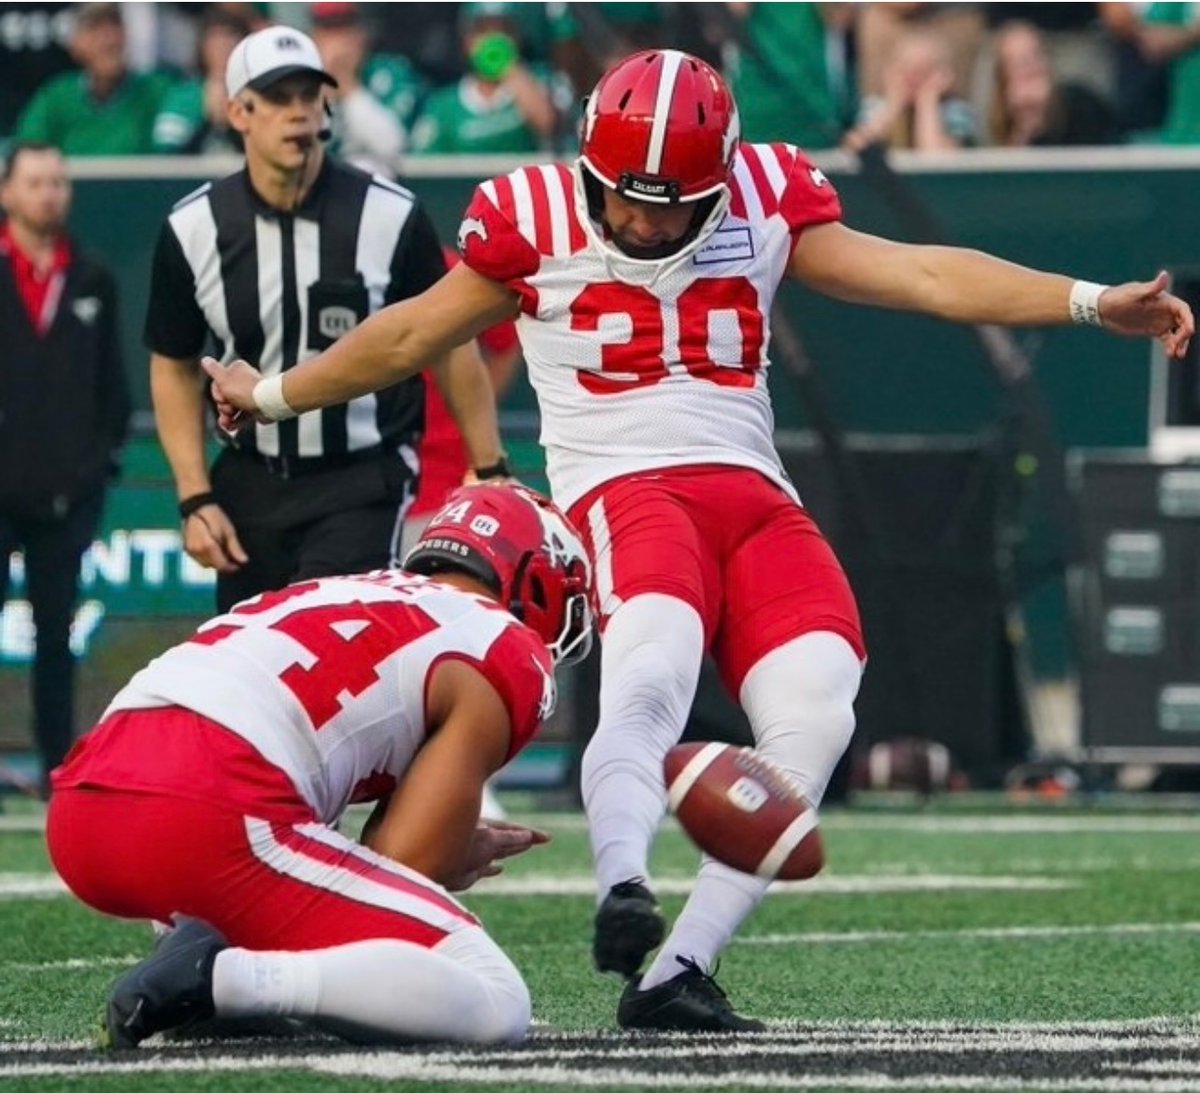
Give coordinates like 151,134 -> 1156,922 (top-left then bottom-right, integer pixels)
244,817 -> 473,934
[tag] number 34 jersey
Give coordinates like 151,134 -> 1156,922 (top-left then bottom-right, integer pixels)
104,572 -> 556,822
458,143 -> 842,509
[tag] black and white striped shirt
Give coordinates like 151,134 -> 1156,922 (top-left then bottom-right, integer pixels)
145,158 -> 445,461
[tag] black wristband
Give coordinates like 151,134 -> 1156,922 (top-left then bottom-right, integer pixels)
472,455 -> 512,481
178,492 -> 217,519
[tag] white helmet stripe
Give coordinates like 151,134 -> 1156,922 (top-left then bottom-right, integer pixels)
644,49 -> 686,175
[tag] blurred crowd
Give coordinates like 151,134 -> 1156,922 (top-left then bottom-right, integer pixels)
2,0 -> 1200,174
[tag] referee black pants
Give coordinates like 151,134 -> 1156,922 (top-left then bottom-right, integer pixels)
210,447 -> 417,613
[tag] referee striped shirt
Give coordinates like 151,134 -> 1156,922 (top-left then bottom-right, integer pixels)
145,157 -> 445,461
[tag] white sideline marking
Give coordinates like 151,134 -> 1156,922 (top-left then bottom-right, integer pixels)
0,874 -> 67,899
314,1063 -> 1200,1090
0,1057 -> 307,1079
0,815 -> 45,833
477,812 -> 1200,838
7,809 -> 1198,837
0,872 -> 1075,903
473,874 -> 1075,896
5,922 -> 1195,972
824,815 -> 1200,835
6,956 -> 138,972
741,921 -> 1200,947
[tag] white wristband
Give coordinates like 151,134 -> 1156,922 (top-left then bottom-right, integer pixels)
252,375 -> 297,421
1069,280 -> 1108,327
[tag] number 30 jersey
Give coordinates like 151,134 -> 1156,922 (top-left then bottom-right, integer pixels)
104,572 -> 556,822
458,144 -> 842,509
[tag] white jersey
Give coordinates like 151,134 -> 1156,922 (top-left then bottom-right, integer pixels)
105,572 -> 555,823
458,143 -> 843,508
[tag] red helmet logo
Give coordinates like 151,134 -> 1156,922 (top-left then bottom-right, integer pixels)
580,49 -> 739,204
404,484 -> 593,665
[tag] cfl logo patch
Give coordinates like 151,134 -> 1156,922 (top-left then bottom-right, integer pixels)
726,777 -> 768,814
318,306 -> 357,339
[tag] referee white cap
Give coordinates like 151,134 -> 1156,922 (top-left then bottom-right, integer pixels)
225,25 -> 338,100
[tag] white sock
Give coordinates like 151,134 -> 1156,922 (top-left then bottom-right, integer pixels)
640,859 -> 768,990
642,631 -> 862,987
579,594 -> 704,899
212,930 -> 529,1044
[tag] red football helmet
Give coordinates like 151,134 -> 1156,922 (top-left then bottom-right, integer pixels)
404,484 -> 593,666
580,49 -> 740,205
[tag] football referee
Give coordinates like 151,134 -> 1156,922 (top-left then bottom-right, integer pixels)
147,25 -> 506,612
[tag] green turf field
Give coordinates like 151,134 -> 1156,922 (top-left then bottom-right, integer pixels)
1,796 -> 1198,1091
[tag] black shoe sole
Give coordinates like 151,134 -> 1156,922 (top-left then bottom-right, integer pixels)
593,903 -> 666,977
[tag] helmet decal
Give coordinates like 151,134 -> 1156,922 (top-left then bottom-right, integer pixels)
643,48 -> 686,176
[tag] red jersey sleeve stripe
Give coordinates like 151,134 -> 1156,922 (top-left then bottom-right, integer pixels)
524,165 -> 555,255
768,142 -> 798,180
492,172 -> 518,224
557,164 -> 587,253
739,143 -> 779,218
727,168 -> 748,220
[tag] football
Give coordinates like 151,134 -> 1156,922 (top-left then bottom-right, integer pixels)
852,736 -> 957,795
663,742 -> 823,881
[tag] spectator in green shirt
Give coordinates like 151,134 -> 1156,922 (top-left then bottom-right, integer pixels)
152,8 -> 250,155
16,2 -> 174,156
1140,2 -> 1200,144
410,2 -> 557,155
725,2 -> 854,149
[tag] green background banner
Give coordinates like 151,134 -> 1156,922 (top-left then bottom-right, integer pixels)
70,150 -> 1200,446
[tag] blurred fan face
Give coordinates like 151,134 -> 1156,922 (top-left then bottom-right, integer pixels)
72,16 -> 126,83
1,148 -> 71,237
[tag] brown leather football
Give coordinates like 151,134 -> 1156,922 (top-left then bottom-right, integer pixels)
664,742 -> 823,880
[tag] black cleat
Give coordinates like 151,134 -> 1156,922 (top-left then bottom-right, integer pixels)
100,919 -> 226,1051
593,878 -> 665,977
617,956 -> 766,1033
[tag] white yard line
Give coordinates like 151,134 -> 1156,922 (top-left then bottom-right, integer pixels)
822,815 -> 1200,835
520,813 -> 1200,836
0,815 -> 45,833
474,874 -> 1076,895
5,955 -> 139,972
0,872 -> 1077,904
7,922 -> 1195,976
0,874 -> 66,899
740,921 -> 1200,947
312,1060 -> 1200,1092
6,810 -> 1199,837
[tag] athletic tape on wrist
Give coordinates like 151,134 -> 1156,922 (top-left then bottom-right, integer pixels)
1069,280 -> 1108,327
252,375 -> 297,421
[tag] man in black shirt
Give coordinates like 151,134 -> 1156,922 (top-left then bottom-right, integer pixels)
0,142 -> 130,794
146,24 -> 505,612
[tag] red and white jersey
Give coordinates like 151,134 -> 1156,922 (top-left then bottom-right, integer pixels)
458,143 -> 842,508
105,572 -> 555,823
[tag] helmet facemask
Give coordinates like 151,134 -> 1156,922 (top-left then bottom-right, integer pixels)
404,485 -> 594,667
